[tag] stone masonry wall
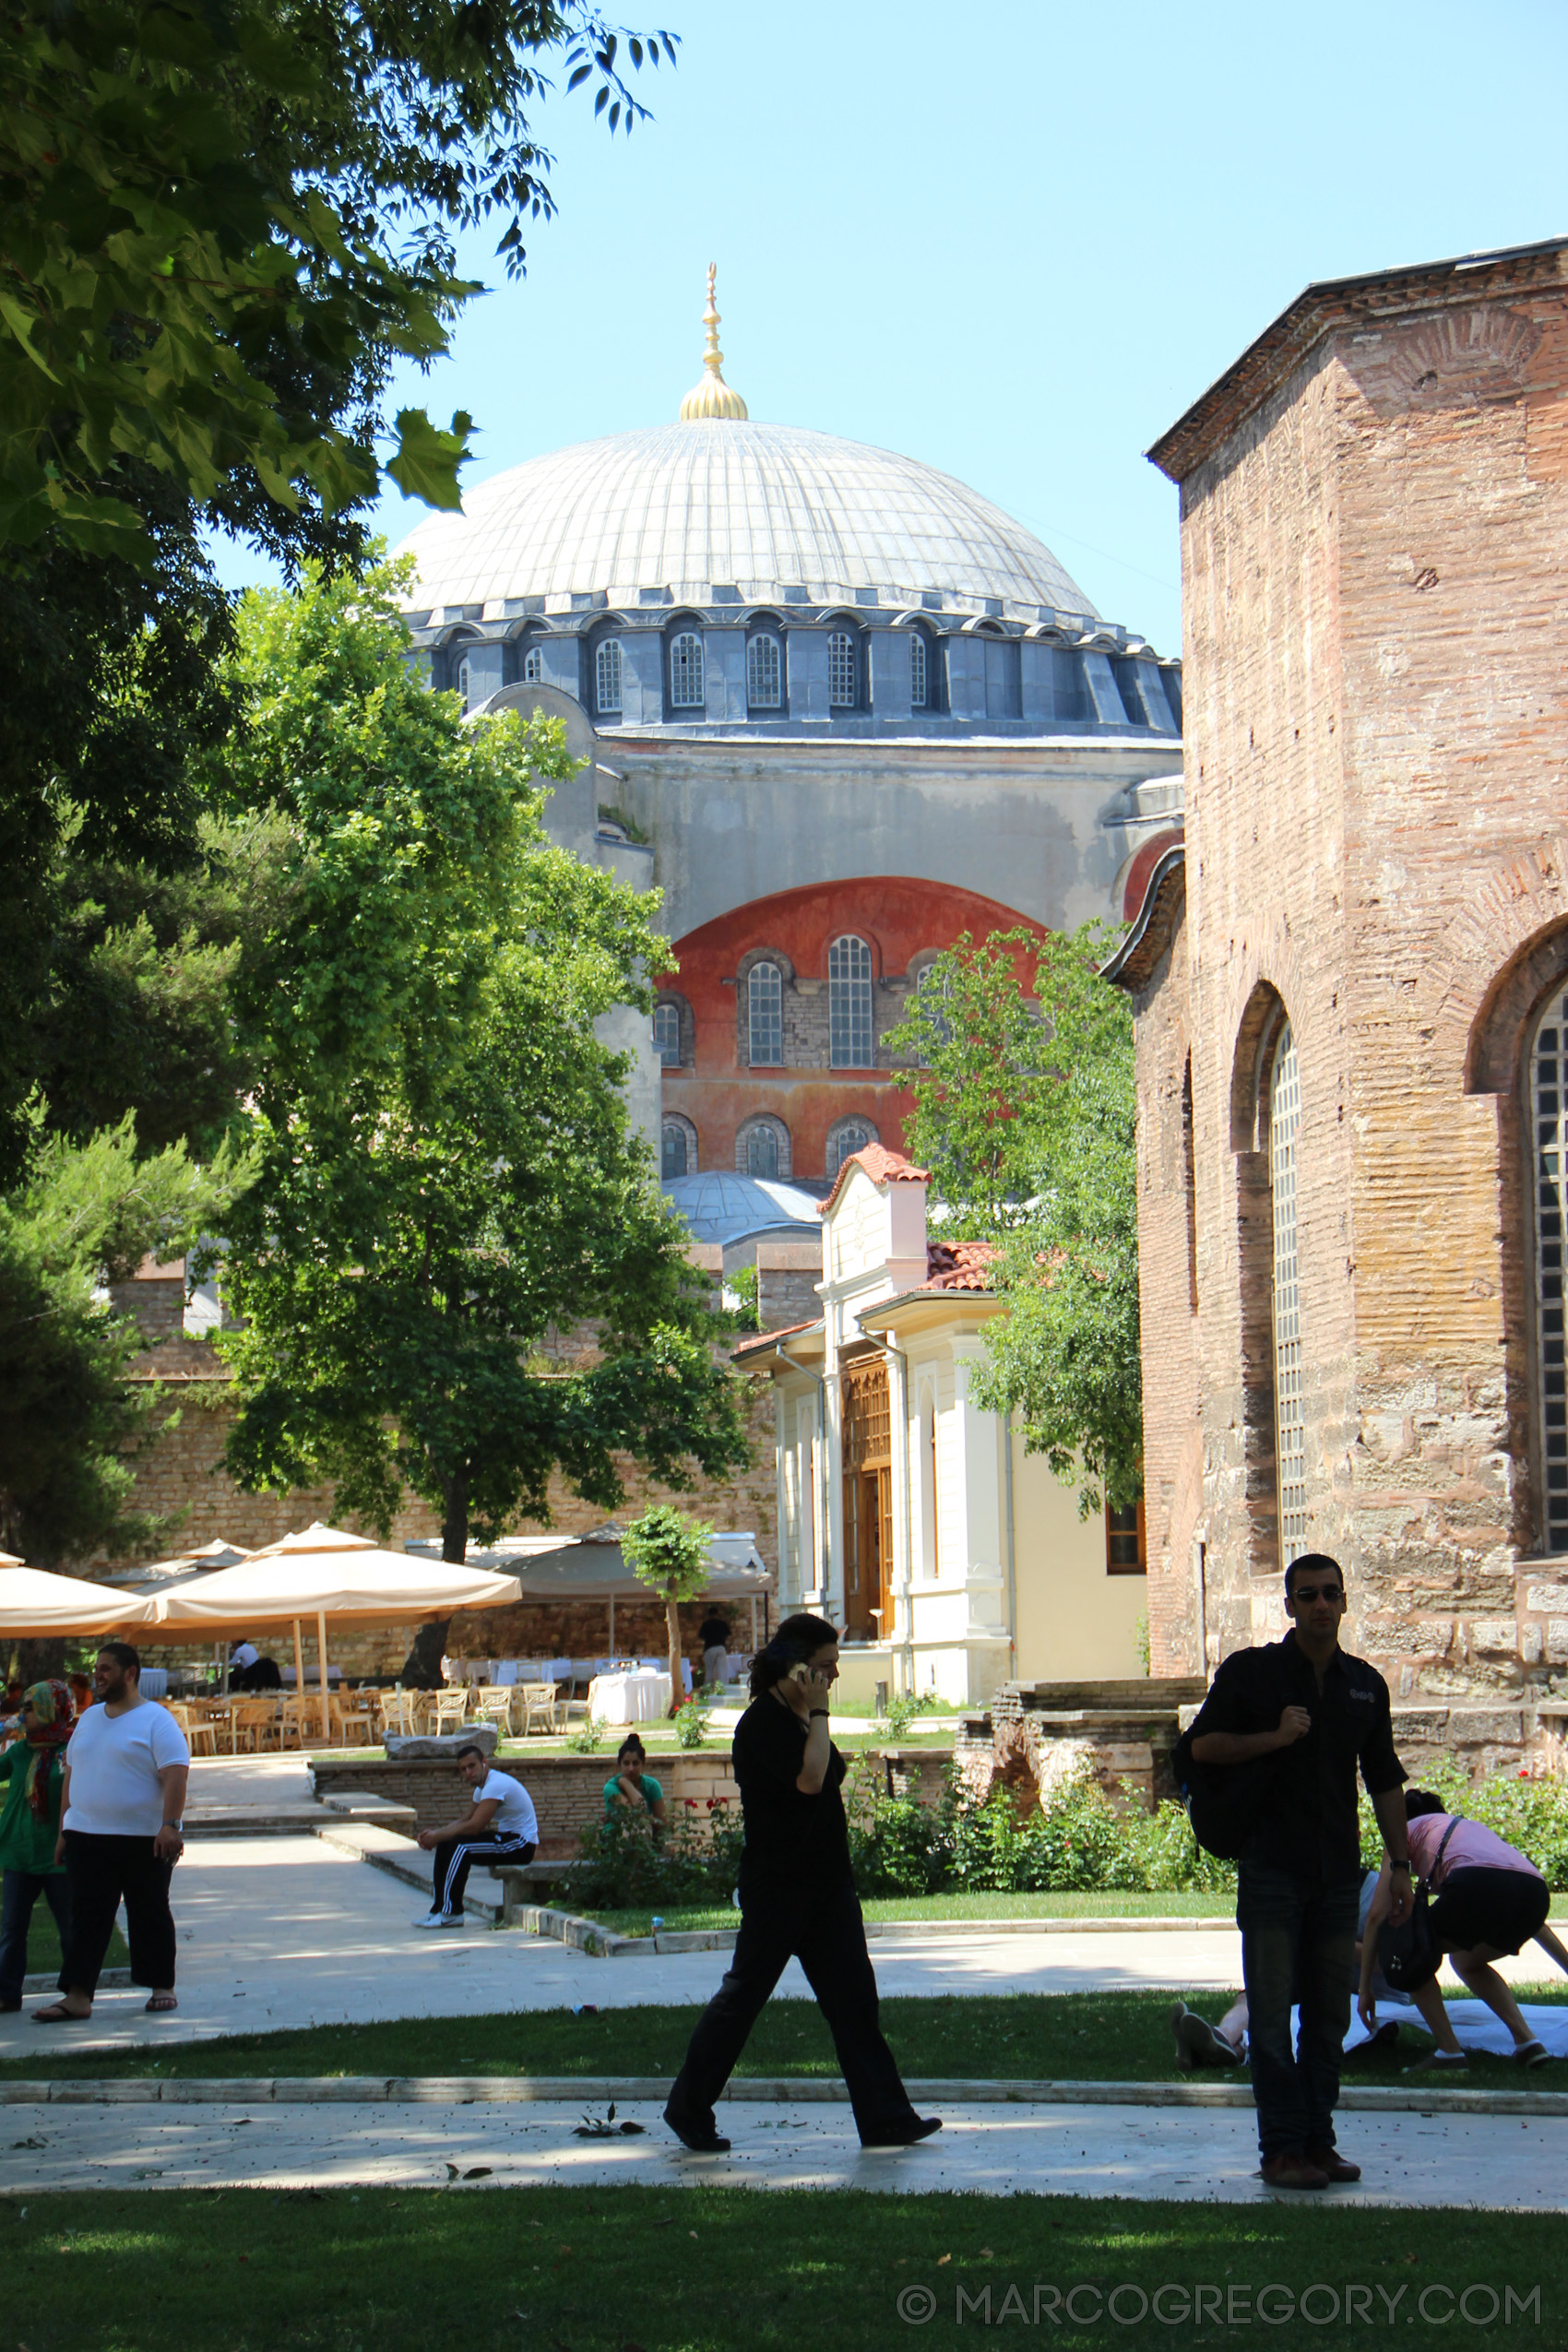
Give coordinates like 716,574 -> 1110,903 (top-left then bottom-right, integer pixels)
310,1750 -> 740,1851
1150,249 -> 1568,1757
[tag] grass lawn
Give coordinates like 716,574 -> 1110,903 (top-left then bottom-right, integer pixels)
20,1910 -> 129,1980
0,2186 -> 1562,2352
7,1988 -> 1568,2088
582,1890 -> 1235,1932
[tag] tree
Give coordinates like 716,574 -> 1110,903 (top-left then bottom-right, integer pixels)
622,1504 -> 713,1720
889,922 -> 1142,1517
1,0 -> 676,559
211,564 -> 749,1671
0,1113 -> 245,1566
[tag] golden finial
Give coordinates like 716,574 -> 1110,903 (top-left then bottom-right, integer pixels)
679,263 -> 748,422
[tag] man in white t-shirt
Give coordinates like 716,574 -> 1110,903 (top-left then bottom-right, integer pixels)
414,1744 -> 538,1926
32,1642 -> 190,2023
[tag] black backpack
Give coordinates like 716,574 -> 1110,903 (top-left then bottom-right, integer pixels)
1170,1718 -> 1284,1862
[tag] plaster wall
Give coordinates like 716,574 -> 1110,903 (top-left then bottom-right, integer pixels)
1011,1434 -> 1146,1682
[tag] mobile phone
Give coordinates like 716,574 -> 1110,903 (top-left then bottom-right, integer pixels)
786,1662 -> 812,1687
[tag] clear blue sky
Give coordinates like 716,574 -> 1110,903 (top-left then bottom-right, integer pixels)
212,0 -> 1568,657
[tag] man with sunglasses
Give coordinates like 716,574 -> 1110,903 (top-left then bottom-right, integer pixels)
1189,1551 -> 1411,2190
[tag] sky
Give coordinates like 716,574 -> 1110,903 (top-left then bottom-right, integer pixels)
211,0 -> 1568,658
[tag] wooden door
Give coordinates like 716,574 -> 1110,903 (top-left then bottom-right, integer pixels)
841,1359 -> 892,1642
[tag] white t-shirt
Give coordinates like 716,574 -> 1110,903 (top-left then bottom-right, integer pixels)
476,1769 -> 537,1844
64,1700 -> 191,1837
231,1643 -> 258,1669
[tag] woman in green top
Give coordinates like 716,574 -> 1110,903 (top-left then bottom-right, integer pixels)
0,1681 -> 74,2011
604,1734 -> 666,1827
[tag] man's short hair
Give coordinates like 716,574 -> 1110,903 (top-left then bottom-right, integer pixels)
97,1640 -> 141,1677
455,1742 -> 487,1765
1284,1552 -> 1345,1603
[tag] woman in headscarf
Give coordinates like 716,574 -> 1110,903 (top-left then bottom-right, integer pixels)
0,1681 -> 74,2011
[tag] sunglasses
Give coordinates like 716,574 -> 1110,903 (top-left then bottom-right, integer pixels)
1292,1584 -> 1344,1604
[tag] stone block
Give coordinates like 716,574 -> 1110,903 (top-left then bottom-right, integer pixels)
383,1727 -> 497,1762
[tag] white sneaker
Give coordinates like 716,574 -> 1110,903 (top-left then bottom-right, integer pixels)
413,1912 -> 464,1930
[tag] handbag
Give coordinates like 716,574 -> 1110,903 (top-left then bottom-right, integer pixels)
1378,1817 -> 1460,1993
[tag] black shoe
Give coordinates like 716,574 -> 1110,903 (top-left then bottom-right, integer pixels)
861,2115 -> 942,2148
662,2103 -> 731,2154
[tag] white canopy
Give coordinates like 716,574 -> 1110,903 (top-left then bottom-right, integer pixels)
0,1564 -> 155,1636
404,1530 -> 770,1602
146,1523 -> 523,1635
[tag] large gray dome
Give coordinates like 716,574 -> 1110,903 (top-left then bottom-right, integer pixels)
395,420 -> 1098,622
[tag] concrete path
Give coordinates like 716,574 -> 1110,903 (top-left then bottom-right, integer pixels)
3,2095 -> 1564,2209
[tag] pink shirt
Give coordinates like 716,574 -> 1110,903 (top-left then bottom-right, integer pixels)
1408,1812 -> 1542,1888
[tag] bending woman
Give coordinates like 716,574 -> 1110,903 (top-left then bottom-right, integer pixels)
1360,1788 -> 1568,2069
663,1614 -> 938,2154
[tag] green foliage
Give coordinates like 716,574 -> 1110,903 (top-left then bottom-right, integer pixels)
0,1112 -> 246,1562
891,921 -> 1141,1518
879,1689 -> 941,1742
623,1505 -> 715,1605
0,0 -> 676,560
214,565 -> 749,1563
1357,1764 -> 1568,1888
564,1716 -> 606,1754
573,1791 -> 743,1910
724,1264 -> 760,1333
673,1694 -> 710,1750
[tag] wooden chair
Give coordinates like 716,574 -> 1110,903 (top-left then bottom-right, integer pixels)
333,1693 -> 376,1749
470,1685 -> 515,1737
520,1681 -> 562,1737
277,1695 -> 307,1749
380,1691 -> 422,1739
165,1701 -> 218,1759
232,1699 -> 279,1754
433,1688 -> 469,1736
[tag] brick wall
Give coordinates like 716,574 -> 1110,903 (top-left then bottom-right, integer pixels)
310,1749 -> 740,1851
1134,248 -> 1568,1758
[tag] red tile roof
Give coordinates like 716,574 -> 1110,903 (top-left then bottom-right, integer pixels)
733,1318 -> 822,1359
819,1144 -> 932,1217
922,1239 -> 1000,1292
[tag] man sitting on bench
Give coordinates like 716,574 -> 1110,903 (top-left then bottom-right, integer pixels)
414,1743 -> 538,1928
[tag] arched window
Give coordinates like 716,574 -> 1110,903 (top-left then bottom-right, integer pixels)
827,630 -> 857,707
457,656 -> 471,714
670,631 -> 705,708
652,1004 -> 681,1067
826,1116 -> 877,1179
909,633 -> 927,709
1531,984 -> 1568,1550
747,633 -> 782,709
736,1115 -> 790,1180
522,646 -> 542,684
912,959 -> 951,1064
747,1124 -> 779,1179
748,961 -> 783,1066
1268,1022 -> 1307,1562
829,934 -> 873,1067
595,638 -> 623,715
661,1118 -> 695,1179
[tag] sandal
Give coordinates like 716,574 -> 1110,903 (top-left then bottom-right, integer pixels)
144,1994 -> 178,2013
1514,2038 -> 1550,2068
31,2002 -> 91,2024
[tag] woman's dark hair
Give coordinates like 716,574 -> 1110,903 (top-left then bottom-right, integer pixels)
616,1734 -> 647,1764
749,1613 -> 838,1701
1404,1788 -> 1447,1820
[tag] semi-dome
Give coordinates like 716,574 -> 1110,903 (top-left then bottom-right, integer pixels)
397,420 -> 1098,624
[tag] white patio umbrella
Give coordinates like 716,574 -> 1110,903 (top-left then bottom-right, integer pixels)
147,1524 -> 523,1739
0,1560 -> 156,1638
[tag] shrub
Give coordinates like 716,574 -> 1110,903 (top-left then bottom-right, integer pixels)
574,1793 -> 744,1912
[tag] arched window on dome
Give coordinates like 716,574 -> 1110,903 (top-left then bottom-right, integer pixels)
747,632 -> 782,711
661,1115 -> 697,1179
826,1116 -> 878,1180
748,962 -> 783,1066
738,1116 -> 790,1180
670,631 -> 705,709
827,630 -> 857,708
652,1004 -> 681,1067
829,934 -> 873,1068
596,637 -> 623,716
909,632 -> 928,710
522,646 -> 542,684
457,657 -> 472,715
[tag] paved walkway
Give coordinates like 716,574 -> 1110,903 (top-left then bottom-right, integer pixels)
3,2095 -> 1563,2208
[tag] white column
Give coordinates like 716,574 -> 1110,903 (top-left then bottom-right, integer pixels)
948,1336 -> 1008,1635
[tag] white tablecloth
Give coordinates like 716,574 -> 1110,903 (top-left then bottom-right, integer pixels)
588,1669 -> 671,1724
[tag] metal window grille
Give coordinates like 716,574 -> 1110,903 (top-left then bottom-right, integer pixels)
661,1121 -> 689,1178
827,630 -> 856,707
1532,988 -> 1568,1549
652,1004 -> 681,1066
671,631 -> 705,707
748,962 -> 783,1065
909,633 -> 927,708
826,1118 -> 875,1178
829,934 -> 873,1066
747,633 -> 781,708
595,638 -> 622,714
746,1123 -> 779,1179
523,647 -> 541,683
1269,1023 -> 1308,1562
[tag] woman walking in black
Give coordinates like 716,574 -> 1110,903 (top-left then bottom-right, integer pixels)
663,1613 -> 939,2153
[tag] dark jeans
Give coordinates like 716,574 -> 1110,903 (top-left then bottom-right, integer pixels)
0,1869 -> 71,2006
668,1873 -> 918,2144
1238,1859 -> 1360,2162
59,1832 -> 176,1997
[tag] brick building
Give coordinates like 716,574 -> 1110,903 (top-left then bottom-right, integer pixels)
1112,236 -> 1568,1771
